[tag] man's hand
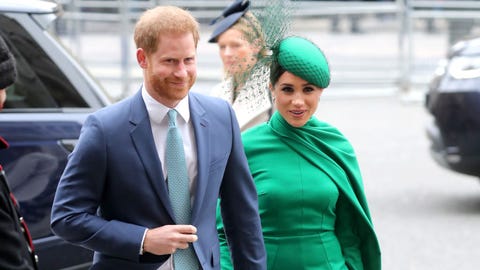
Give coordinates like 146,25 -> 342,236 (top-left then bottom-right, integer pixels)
143,225 -> 198,255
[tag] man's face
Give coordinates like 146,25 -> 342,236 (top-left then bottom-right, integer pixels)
137,32 -> 197,108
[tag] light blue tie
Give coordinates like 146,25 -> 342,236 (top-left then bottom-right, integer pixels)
165,109 -> 199,269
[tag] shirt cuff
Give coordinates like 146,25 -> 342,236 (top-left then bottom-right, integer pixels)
139,228 -> 148,255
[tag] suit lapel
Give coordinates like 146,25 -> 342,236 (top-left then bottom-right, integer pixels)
128,91 -> 175,220
189,93 -> 209,224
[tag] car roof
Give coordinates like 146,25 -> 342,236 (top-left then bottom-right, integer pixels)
0,0 -> 58,14
449,37 -> 480,57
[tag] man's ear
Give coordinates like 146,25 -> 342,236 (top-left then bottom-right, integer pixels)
136,48 -> 147,68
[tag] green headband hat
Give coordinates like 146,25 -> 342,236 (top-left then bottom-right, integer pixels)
277,36 -> 330,88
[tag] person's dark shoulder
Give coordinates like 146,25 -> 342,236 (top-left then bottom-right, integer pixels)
84,92 -> 139,131
94,92 -> 135,116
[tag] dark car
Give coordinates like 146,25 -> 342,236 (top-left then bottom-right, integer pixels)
0,0 -> 110,269
425,37 -> 480,178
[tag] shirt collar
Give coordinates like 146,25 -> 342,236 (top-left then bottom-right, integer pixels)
141,85 -> 190,125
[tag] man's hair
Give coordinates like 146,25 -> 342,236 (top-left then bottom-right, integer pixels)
0,36 -> 16,89
134,6 -> 200,55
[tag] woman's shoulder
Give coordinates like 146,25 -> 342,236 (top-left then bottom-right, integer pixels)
308,118 -> 356,153
311,118 -> 348,138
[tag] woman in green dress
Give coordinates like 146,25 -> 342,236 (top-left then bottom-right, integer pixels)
217,36 -> 381,270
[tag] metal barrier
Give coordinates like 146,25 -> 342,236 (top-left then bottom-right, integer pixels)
53,0 -> 480,101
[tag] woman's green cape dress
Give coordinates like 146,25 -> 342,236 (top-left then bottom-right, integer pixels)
217,112 -> 381,270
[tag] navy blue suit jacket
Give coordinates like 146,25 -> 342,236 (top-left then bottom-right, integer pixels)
51,90 -> 266,270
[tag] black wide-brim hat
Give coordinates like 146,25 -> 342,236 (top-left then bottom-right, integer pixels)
208,0 -> 250,43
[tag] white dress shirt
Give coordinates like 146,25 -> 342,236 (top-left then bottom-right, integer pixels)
141,86 -> 198,270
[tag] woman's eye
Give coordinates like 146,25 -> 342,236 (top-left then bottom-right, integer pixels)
304,87 -> 315,93
281,86 -> 293,92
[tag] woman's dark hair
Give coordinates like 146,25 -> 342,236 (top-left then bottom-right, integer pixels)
269,58 -> 285,86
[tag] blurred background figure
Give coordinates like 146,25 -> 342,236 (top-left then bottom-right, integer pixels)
208,0 -> 273,131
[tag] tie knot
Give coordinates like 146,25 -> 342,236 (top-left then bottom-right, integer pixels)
168,109 -> 177,127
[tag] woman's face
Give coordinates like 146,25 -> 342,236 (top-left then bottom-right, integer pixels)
217,28 -> 259,76
271,71 -> 324,127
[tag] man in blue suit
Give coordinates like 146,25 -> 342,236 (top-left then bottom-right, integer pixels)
51,6 -> 266,270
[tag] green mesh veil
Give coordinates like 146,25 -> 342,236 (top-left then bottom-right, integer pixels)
239,0 -> 295,70
222,0 -> 296,111
252,0 -> 296,67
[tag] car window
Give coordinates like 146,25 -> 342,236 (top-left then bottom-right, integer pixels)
0,15 -> 88,109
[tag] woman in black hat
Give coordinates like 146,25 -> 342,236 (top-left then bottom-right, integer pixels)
0,35 -> 39,270
209,0 -> 273,131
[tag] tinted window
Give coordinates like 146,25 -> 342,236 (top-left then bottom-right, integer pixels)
0,15 -> 88,109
